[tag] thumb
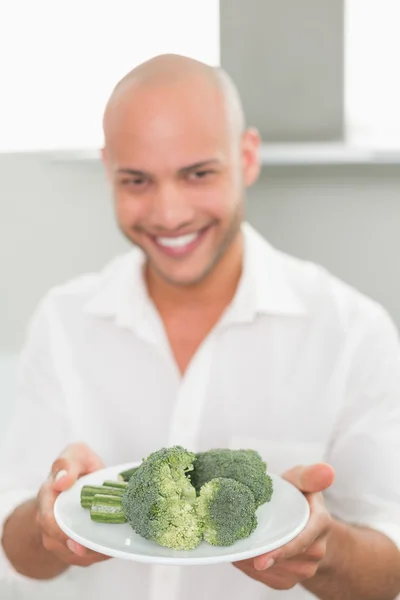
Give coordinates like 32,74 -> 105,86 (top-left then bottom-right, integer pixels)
283,463 -> 335,494
50,443 -> 104,492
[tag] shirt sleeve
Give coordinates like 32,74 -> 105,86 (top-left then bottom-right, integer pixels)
324,305 -> 400,549
0,295 -> 75,582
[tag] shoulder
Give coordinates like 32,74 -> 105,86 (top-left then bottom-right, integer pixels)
276,247 -> 397,341
245,222 -> 396,338
30,249 -> 140,324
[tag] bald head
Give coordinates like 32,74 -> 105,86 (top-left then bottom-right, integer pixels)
103,54 -> 245,144
101,55 -> 261,289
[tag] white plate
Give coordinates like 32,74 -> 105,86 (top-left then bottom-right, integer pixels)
54,462 -> 310,566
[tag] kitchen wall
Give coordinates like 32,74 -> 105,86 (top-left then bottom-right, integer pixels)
249,164 -> 400,321
220,0 -> 344,141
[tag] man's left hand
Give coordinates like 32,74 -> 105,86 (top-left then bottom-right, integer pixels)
233,463 -> 335,591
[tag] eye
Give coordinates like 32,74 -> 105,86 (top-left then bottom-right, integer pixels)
188,170 -> 215,181
120,177 -> 148,188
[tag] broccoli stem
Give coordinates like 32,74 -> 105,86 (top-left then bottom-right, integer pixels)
118,466 -> 140,482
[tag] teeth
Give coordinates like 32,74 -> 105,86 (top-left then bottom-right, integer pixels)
156,232 -> 199,248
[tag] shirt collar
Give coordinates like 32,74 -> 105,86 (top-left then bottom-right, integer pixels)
84,222 -> 307,332
84,250 -> 151,332
220,223 -> 307,325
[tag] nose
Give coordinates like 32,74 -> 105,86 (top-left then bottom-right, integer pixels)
149,182 -> 195,231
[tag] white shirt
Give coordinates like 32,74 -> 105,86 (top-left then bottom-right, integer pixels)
1,223 -> 400,600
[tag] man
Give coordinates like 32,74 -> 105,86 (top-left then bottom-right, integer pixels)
1,54 -> 400,600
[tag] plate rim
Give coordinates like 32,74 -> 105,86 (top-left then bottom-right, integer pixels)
54,463 -> 310,566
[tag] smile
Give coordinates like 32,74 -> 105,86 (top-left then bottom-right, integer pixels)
156,231 -> 200,249
150,226 -> 211,258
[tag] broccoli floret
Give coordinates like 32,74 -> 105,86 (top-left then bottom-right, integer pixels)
196,478 -> 257,546
191,448 -> 273,507
122,446 -> 202,550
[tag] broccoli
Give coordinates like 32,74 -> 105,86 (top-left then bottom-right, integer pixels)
190,448 -> 273,507
122,446 -> 202,550
196,478 -> 257,546
120,446 -> 273,551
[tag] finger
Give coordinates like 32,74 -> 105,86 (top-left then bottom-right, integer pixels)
64,538 -> 109,561
301,535 -> 328,562
265,558 -> 319,582
42,535 -> 109,566
234,536 -> 327,585
37,482 -> 92,556
253,494 -> 331,569
271,534 -> 327,566
64,553 -> 110,567
233,561 -> 300,591
235,553 -> 322,590
283,463 -> 335,494
271,493 -> 330,560
50,443 -> 104,492
37,482 -> 70,544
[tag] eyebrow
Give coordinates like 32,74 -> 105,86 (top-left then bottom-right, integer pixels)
116,159 -> 222,178
178,159 -> 221,175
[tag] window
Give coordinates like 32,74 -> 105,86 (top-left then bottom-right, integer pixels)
0,0 -> 220,152
345,0 -> 400,147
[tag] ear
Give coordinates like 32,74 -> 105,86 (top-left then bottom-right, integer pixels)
241,127 -> 261,187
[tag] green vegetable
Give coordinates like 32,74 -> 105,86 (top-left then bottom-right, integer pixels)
122,446 -> 202,550
90,494 -> 127,523
118,466 -> 140,482
196,478 -> 257,546
190,449 -> 273,507
103,480 -> 129,490
81,485 -> 124,509
81,446 -> 274,550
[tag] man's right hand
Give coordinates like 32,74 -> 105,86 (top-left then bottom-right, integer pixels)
35,442 -> 110,568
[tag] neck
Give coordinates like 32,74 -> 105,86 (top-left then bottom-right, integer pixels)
146,231 -> 244,312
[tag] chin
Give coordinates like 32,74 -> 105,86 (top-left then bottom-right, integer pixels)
159,271 -> 208,288
147,235 -> 234,287
152,262 -> 212,287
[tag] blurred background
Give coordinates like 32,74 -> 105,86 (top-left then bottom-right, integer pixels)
1,0 -> 400,466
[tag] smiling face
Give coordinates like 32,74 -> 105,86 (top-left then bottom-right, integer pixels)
103,69 -> 260,287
